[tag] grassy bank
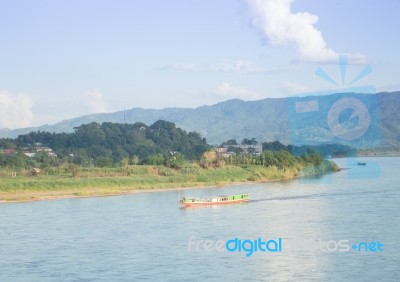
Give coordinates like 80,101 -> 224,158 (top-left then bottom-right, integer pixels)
0,161 -> 338,202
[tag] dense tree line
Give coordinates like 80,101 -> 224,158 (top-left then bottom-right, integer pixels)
202,148 -> 323,169
221,139 -> 355,158
0,121 -> 210,169
261,141 -> 355,157
1,124 -> 348,171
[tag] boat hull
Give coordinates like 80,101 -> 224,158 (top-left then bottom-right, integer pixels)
179,193 -> 249,207
180,198 -> 249,207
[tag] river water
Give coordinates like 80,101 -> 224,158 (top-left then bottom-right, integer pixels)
0,157 -> 399,281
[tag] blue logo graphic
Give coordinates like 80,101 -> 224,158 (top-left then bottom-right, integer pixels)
187,236 -> 282,257
287,55 -> 382,181
285,238 -> 384,253
351,241 -> 383,252
226,237 -> 282,257
187,236 -> 383,255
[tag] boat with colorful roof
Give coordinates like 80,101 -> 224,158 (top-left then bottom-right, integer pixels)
179,193 -> 249,207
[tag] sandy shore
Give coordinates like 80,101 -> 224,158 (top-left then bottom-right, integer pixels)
0,179 -> 282,204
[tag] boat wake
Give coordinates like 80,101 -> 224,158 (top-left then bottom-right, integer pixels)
251,189 -> 391,203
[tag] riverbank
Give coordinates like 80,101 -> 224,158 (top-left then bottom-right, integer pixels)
357,146 -> 400,157
0,161 -> 338,203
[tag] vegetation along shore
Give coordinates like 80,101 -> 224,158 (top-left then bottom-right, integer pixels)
0,121 -> 339,203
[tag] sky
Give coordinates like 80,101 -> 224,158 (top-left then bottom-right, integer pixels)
0,0 -> 399,129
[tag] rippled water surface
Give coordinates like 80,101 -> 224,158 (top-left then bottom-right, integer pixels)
0,157 -> 399,281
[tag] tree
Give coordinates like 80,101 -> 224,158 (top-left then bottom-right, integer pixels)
0,120 -> 210,168
227,146 -> 244,155
275,150 -> 296,168
242,138 -> 258,145
130,155 -> 140,165
260,151 -> 278,167
68,164 -> 79,178
120,158 -> 129,168
262,141 -> 288,152
222,139 -> 237,146
0,138 -> 16,149
72,122 -> 105,147
95,156 -> 113,167
146,153 -> 165,165
72,150 -> 93,166
165,152 -> 186,169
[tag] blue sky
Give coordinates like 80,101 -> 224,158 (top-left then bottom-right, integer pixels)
0,0 -> 399,128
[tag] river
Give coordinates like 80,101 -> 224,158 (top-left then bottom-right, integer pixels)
0,157 -> 399,281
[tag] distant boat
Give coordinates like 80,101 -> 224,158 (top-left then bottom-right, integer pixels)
357,162 -> 366,166
179,193 -> 249,207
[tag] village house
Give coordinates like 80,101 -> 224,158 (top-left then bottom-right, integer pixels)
214,144 -> 263,157
34,146 -> 58,157
1,148 -> 17,155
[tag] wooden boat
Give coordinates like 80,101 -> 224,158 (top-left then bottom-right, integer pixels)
179,193 -> 249,207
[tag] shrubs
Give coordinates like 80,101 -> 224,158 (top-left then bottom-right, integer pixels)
200,151 -> 225,169
68,164 -> 79,178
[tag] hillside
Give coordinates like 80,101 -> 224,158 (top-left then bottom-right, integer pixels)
1,92 -> 399,146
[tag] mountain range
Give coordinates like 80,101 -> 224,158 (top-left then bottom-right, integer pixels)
1,91 -> 399,146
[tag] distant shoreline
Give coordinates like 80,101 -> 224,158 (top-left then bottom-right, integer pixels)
357,152 -> 400,157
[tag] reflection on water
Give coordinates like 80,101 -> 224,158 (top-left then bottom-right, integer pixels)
0,157 -> 399,281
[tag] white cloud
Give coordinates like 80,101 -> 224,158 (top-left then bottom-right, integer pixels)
82,89 -> 108,113
161,60 -> 285,74
0,90 -> 34,129
246,0 -> 365,64
215,82 -> 260,100
160,63 -> 202,71
213,60 -> 285,74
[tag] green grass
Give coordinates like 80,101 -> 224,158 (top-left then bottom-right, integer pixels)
0,162 -> 338,201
